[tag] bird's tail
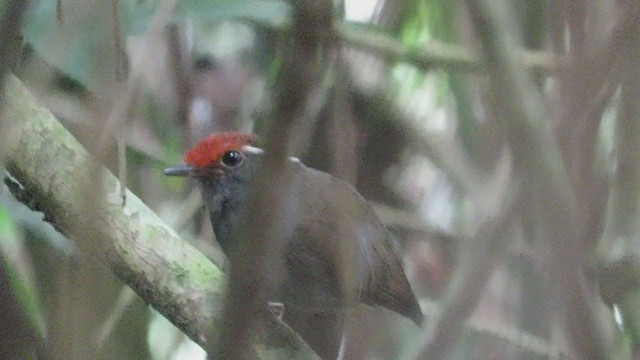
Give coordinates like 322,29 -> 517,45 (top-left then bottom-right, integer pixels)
366,261 -> 424,326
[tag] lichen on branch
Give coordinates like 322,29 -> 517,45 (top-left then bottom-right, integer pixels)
1,74 -> 318,360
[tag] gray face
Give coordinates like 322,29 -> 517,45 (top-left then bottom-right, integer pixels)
195,149 -> 262,253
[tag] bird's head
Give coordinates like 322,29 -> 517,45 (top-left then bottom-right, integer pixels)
164,132 -> 264,251
164,132 -> 261,183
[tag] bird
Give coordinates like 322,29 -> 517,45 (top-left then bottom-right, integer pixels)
164,132 -> 423,359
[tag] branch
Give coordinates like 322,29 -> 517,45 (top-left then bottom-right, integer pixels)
337,22 -> 560,75
1,74 -> 319,360
599,14 -> 640,350
464,0 -> 614,358
213,0 -> 333,357
417,159 -> 519,360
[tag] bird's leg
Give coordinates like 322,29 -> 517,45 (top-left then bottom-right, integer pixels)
267,301 -> 285,322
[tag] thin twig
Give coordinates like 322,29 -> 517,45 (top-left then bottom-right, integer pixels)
56,0 -> 63,25
111,0 -> 128,203
166,24 -> 192,131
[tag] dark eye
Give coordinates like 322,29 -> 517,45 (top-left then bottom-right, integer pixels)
221,150 -> 244,167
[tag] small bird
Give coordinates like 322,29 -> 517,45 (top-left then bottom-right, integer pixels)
165,132 -> 422,359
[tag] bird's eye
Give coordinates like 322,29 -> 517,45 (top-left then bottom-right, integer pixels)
221,150 -> 244,167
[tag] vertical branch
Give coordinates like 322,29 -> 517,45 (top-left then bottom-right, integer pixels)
418,183 -> 518,360
555,2 -> 640,186
601,18 -> 640,352
212,0 -> 333,358
560,0 -> 586,57
553,0 -> 586,163
0,0 -> 29,167
607,45 -> 640,242
166,24 -> 192,138
0,253 -> 44,359
325,62 -> 359,353
110,0 -> 128,202
464,0 -> 615,358
110,0 -> 126,83
56,0 -> 63,25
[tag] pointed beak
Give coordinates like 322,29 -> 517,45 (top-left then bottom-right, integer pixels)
164,163 -> 196,177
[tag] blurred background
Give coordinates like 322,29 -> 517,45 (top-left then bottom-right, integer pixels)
1,0 -> 640,359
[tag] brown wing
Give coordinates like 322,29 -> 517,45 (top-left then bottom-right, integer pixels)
288,161 -> 423,325
281,231 -> 346,360
360,235 -> 424,326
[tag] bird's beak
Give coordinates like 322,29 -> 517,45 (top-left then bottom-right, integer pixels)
164,163 -> 196,177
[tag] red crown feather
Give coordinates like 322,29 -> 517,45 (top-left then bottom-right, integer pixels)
185,132 -> 256,168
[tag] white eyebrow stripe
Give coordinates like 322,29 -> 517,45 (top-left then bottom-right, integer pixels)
242,145 -> 264,154
241,145 -> 300,163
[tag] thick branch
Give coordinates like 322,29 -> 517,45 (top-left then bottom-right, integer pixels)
1,74 -> 318,360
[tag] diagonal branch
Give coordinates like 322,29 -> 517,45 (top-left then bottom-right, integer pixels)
1,74 -> 319,360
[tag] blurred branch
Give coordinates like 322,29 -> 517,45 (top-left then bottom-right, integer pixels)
251,20 -> 559,75
557,3 -> 640,183
419,298 -> 569,359
599,19 -> 640,351
2,74 -> 318,360
417,159 -> 518,360
0,0 -> 29,165
338,23 -> 560,74
351,84 -> 492,204
0,253 -> 46,359
371,202 -> 459,241
0,0 -> 27,82
214,0 -> 332,358
97,0 -> 178,154
603,20 -> 640,250
464,0 -> 615,358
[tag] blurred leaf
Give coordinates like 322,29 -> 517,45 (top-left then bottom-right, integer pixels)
2,252 -> 45,338
0,202 -> 20,253
400,0 -> 430,45
23,0 -> 290,91
174,0 -> 290,26
23,0 -> 123,91
0,202 -> 15,240
391,0 -> 459,111
0,203 -> 45,338
399,0 -> 458,46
